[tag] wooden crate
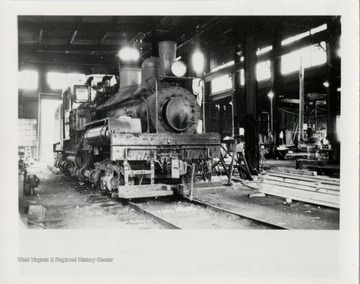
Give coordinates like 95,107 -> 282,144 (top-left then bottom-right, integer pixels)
258,168 -> 340,208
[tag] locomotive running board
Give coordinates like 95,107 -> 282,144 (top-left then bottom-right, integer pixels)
117,184 -> 173,199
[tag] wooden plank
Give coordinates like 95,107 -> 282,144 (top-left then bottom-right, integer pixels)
264,175 -> 340,189
28,205 -> 46,221
260,180 -> 340,200
265,172 -> 340,185
259,183 -> 339,207
266,171 -> 340,183
260,178 -> 339,195
261,175 -> 340,192
271,167 -> 317,176
264,190 -> 339,208
260,180 -> 339,197
260,183 -> 339,205
118,190 -> 173,199
262,190 -> 339,209
117,184 -> 174,199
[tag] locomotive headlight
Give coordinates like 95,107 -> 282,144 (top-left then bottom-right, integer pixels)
171,61 -> 187,77
192,50 -> 205,75
118,46 -> 140,62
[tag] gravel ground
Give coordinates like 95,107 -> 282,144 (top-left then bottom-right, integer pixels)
20,162 -> 339,230
22,163 -> 166,229
135,199 -> 272,229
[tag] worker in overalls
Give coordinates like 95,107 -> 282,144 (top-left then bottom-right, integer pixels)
259,144 -> 268,170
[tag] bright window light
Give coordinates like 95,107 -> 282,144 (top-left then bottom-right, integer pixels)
281,31 -> 310,46
256,60 -> 271,81
281,41 -> 327,75
210,61 -> 234,73
118,46 -> 140,62
192,50 -> 205,74
336,115 -> 341,142
47,72 -> 67,90
239,69 -> 245,86
19,70 -> 38,90
47,72 -> 85,90
311,41 -> 327,66
67,73 -> 84,86
310,24 -> 327,35
211,74 -> 232,94
256,45 -> 273,56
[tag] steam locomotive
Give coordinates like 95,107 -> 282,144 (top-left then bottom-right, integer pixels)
53,41 -> 221,199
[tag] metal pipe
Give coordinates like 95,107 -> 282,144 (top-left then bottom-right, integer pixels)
146,76 -> 159,133
133,86 -> 148,97
189,164 -> 196,201
140,97 -> 150,133
198,79 -> 206,133
270,96 -> 273,134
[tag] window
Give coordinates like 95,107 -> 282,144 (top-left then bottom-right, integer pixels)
310,41 -> 327,66
211,74 -> 232,93
239,69 -> 245,86
47,72 -> 67,90
18,119 -> 37,146
256,60 -> 271,81
281,41 -> 327,75
256,45 -> 273,56
281,31 -> 310,46
310,24 -> 327,35
210,60 -> 234,73
19,70 -> 38,90
47,72 -> 84,90
67,73 -> 84,86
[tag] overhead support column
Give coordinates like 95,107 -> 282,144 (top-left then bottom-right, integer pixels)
270,22 -> 282,154
326,17 -> 341,162
203,48 -> 211,133
243,23 -> 259,173
151,21 -> 158,57
298,58 -> 305,142
232,34 -> 243,137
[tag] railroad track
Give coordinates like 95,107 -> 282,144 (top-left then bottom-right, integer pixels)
48,171 -> 288,229
127,197 -> 287,230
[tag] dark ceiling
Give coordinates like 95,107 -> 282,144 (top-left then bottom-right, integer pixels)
18,15 -> 334,74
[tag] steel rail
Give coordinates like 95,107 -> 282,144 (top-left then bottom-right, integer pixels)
126,201 -> 181,229
56,173 -> 288,229
182,196 -> 290,230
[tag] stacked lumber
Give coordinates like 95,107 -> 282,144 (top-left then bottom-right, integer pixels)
258,167 -> 340,208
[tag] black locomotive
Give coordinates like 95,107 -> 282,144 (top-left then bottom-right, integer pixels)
53,41 -> 220,199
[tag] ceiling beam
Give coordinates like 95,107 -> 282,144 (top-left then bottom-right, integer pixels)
19,41 -> 152,54
38,29 -> 43,43
69,31 -> 78,44
18,21 -> 155,34
19,52 -> 118,69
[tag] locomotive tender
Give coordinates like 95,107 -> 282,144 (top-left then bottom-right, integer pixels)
54,41 -> 221,199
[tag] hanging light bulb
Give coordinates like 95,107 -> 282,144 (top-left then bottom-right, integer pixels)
192,50 -> 205,75
118,46 -> 140,62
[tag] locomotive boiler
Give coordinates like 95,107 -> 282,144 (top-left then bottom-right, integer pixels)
54,41 -> 221,199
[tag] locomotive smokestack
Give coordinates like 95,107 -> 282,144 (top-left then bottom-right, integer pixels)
119,67 -> 141,89
158,41 -> 177,76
